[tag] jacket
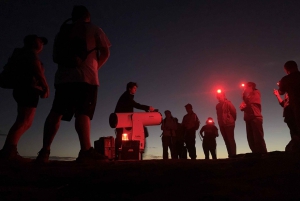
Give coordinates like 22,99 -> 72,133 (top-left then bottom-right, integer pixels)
216,99 -> 236,127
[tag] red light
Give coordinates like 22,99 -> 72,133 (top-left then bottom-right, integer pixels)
217,89 -> 222,93
241,83 -> 245,87
208,120 -> 213,123
122,133 -> 129,141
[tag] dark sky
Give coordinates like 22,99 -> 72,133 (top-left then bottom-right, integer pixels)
0,0 -> 300,159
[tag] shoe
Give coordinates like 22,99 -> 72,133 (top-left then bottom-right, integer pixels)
76,147 -> 108,163
0,145 -> 32,163
35,148 -> 50,163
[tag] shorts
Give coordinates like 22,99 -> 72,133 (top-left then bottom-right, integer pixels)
51,82 -> 98,121
13,87 -> 40,108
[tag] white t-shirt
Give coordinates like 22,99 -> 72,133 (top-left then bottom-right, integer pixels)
54,22 -> 111,86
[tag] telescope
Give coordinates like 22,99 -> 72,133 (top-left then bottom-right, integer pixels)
109,111 -> 162,160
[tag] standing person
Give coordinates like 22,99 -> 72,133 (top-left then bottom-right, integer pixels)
161,110 -> 177,159
239,82 -> 267,155
36,5 -> 111,163
0,35 -> 49,162
174,118 -> 186,159
182,103 -> 200,160
216,91 -> 237,158
199,117 -> 219,160
278,61 -> 300,152
273,90 -> 297,138
114,82 -> 155,160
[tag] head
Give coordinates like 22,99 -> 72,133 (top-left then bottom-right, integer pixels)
216,92 -> 226,102
23,35 -> 48,53
284,60 -> 298,74
244,82 -> 256,94
126,82 -> 138,95
185,103 -> 193,113
206,117 -> 214,125
72,5 -> 91,22
164,110 -> 172,118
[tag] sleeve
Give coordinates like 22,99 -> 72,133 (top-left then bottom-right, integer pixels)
97,28 -> 111,48
228,102 -> 237,121
132,99 -> 150,111
279,100 -> 285,107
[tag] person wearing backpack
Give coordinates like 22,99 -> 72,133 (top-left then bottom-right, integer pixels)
182,103 -> 200,160
0,35 -> 49,162
200,117 -> 219,160
36,5 -> 111,163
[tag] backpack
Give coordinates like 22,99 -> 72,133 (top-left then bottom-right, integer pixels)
53,18 -> 97,68
0,49 -> 24,89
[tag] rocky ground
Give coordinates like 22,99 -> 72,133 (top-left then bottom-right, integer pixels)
0,151 -> 300,201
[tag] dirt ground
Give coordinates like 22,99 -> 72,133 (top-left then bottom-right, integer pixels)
1,151 -> 300,201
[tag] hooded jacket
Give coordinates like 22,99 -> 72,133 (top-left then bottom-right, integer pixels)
216,99 -> 236,127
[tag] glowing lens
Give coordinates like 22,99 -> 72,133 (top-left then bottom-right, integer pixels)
122,133 -> 129,141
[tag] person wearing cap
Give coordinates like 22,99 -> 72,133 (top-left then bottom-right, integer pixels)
182,103 -> 200,159
239,82 -> 267,155
0,34 -> 49,162
278,61 -> 300,153
161,110 -> 177,159
113,82 -> 155,160
199,117 -> 219,159
36,5 -> 111,163
216,91 -> 237,158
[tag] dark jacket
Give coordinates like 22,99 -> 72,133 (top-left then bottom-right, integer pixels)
241,90 -> 262,121
114,91 -> 150,113
216,99 -> 236,127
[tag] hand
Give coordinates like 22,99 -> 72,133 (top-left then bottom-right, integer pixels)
239,102 -> 246,110
149,106 -> 155,111
40,87 -> 49,99
273,89 -> 279,96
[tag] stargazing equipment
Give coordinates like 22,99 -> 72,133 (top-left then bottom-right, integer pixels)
109,111 -> 162,160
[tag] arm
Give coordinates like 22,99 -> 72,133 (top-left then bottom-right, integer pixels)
32,60 -> 49,98
97,47 -> 110,70
199,126 -> 204,138
273,89 -> 284,107
228,102 -> 237,121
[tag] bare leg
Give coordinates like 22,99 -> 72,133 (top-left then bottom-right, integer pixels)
42,111 -> 62,150
75,114 -> 91,151
4,106 -> 36,147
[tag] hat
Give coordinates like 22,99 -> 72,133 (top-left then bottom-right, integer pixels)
246,82 -> 257,90
72,5 -> 90,21
185,103 -> 193,109
23,35 -> 48,46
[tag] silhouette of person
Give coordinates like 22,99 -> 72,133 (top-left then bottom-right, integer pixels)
278,61 -> 300,153
239,82 -> 267,155
161,110 -> 177,159
216,91 -> 237,158
200,117 -> 219,160
0,35 -> 49,162
174,118 -> 186,159
36,5 -> 111,163
114,82 -> 155,160
273,90 -> 297,138
182,103 -> 200,160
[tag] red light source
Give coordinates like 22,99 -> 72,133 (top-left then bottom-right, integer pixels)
217,89 -> 222,93
241,83 -> 245,87
208,120 -> 213,123
122,133 -> 129,141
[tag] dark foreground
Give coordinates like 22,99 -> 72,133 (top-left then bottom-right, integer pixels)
1,151 -> 300,201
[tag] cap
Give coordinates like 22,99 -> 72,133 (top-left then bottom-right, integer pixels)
185,103 -> 193,109
72,5 -> 90,21
23,35 -> 48,46
246,82 -> 257,90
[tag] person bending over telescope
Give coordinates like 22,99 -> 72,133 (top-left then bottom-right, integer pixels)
113,82 -> 155,160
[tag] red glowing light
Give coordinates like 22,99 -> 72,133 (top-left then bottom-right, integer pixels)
122,133 -> 129,141
208,120 -> 213,123
241,83 -> 245,87
217,89 -> 222,93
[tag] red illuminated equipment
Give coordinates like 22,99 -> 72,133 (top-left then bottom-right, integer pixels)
94,136 -> 115,160
109,112 -> 162,160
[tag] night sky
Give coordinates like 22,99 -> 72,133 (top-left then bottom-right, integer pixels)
0,0 -> 300,159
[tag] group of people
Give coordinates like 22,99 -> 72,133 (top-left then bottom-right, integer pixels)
161,68 -> 300,159
1,5 -> 300,163
0,5 -> 111,163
